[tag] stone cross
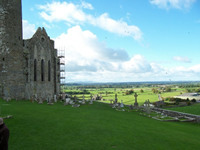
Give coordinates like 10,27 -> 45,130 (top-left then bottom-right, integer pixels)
90,94 -> 93,100
158,94 -> 162,101
115,94 -> 118,103
82,95 -> 85,100
134,92 -> 138,107
147,99 -> 150,107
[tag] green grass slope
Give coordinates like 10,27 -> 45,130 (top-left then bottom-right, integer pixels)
1,100 -> 200,150
167,103 -> 200,115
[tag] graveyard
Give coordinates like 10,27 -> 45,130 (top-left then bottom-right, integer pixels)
1,92 -> 200,149
1,83 -> 200,149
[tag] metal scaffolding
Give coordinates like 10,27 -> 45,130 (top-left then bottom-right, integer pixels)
58,49 -> 65,93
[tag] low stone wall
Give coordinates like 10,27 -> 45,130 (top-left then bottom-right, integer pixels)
152,107 -> 200,123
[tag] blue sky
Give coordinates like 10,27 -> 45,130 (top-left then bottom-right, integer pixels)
22,0 -> 200,82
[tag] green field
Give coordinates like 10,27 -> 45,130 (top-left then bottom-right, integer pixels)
1,99 -> 200,150
65,87 -> 184,105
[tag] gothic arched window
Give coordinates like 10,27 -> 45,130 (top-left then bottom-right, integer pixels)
48,60 -> 51,81
34,59 -> 37,81
41,59 -> 44,81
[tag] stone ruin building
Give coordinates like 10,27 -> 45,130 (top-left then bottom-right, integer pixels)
0,0 -> 61,100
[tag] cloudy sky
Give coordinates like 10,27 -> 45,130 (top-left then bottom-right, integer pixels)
22,0 -> 200,82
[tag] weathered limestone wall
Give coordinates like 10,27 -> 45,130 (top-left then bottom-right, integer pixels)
23,28 -> 60,101
0,0 -> 25,99
0,0 -> 61,100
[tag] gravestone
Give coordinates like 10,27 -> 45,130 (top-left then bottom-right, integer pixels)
89,99 -> 93,104
74,95 -> 77,103
38,98 -> 43,104
120,100 -> 124,108
69,99 -> 74,105
34,94 -> 38,102
6,97 -> 11,102
62,93 -> 66,100
130,105 -> 133,110
82,95 -> 86,104
99,94 -> 103,101
112,102 -> 119,109
144,100 -> 151,114
54,95 -> 57,103
65,98 -> 70,104
72,104 -> 80,107
82,95 -> 85,100
47,97 -> 49,103
158,94 -> 162,101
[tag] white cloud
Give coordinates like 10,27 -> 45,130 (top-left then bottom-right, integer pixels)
189,64 -> 200,73
81,1 -> 94,10
54,26 -> 165,82
123,55 -> 152,73
54,25 -> 200,82
55,25 -> 130,73
173,56 -> 191,63
38,1 -> 142,41
39,1 -> 88,23
22,20 -> 36,39
150,0 -> 196,10
91,13 -> 142,40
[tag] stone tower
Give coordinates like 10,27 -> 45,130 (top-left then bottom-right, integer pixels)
0,0 -> 25,99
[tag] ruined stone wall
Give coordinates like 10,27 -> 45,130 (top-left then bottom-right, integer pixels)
0,0 -> 25,99
0,0 -> 61,100
23,28 -> 60,101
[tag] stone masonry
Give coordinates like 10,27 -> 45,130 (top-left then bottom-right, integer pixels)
0,0 -> 60,100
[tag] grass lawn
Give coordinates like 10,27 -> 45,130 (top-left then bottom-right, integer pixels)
1,99 -> 200,150
166,103 -> 200,115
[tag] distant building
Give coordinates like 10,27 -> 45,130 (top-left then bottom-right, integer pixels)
0,0 -> 61,100
174,93 -> 200,100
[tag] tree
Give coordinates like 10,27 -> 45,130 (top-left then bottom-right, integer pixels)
185,89 -> 191,93
165,87 -> 171,92
125,89 -> 134,95
152,88 -> 158,94
140,89 -> 144,93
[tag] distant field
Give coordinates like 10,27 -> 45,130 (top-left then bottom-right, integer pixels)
1,99 -> 200,150
65,87 -> 184,105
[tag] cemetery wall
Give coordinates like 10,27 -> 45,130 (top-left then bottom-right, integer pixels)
152,108 -> 200,122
